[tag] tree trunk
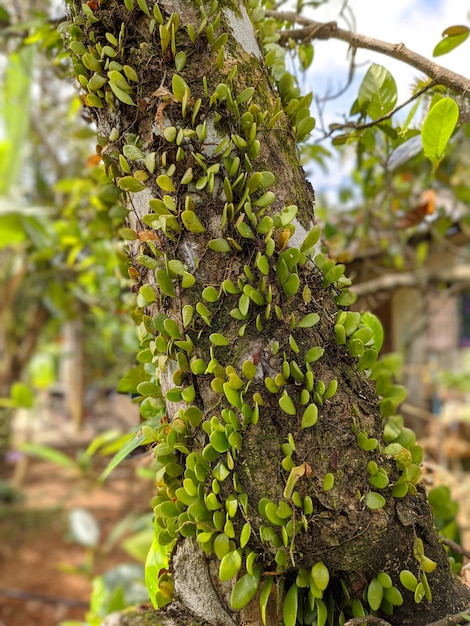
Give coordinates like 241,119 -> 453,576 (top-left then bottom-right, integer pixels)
62,316 -> 86,429
0,253 -> 49,472
67,1 -> 470,624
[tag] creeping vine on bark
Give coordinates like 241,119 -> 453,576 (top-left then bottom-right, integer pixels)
64,1 -> 470,625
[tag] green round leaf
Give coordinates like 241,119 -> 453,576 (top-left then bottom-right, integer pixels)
208,238 -> 232,253
210,431 -> 230,453
367,577 -> 383,611
305,346 -> 324,363
156,174 -> 175,192
209,332 -> 229,346
240,522 -> 251,549
365,491 -> 386,510
422,97 -> 459,166
323,473 -> 334,491
377,572 -> 392,589
414,581 -> 425,604
117,176 -> 145,192
219,548 -> 242,581
231,568 -> 262,610
279,394 -> 296,416
300,224 -> 321,253
358,63 -> 397,120
399,569 -> 418,592
301,403 -> 318,429
213,532 -> 231,560
360,311 -> 384,351
202,286 -> 219,302
182,210 -> 206,233
172,74 -> 190,102
156,269 -> 176,297
311,561 -> 329,591
384,586 -> 403,606
282,582 -> 298,626
297,312 -> 320,328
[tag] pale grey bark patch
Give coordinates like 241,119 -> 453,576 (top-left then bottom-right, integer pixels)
177,240 -> 199,274
288,217 -> 311,251
223,5 -> 263,60
201,116 -> 225,158
172,538 -> 238,626
160,359 -> 188,421
128,187 -> 153,228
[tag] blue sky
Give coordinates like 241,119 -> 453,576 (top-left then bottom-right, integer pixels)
302,0 -> 470,196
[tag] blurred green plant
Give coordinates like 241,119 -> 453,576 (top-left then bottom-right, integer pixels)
58,509 -> 160,626
19,428 -> 130,477
0,13 -> 137,465
428,485 -> 463,574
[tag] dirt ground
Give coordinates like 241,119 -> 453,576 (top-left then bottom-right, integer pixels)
0,395 -> 155,626
0,452 -> 155,626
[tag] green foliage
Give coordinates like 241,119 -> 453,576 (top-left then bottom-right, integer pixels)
433,25 -> 470,56
357,63 -> 397,120
422,97 -> 459,168
428,485 -> 462,572
0,46 -> 34,194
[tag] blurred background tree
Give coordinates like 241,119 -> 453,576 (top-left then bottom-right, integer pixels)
0,0 -> 137,472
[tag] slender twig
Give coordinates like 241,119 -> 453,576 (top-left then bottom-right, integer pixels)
324,80 -> 436,137
266,11 -> 470,96
0,587 -> 89,608
424,609 -> 470,626
351,264 -> 470,297
439,535 -> 470,560
316,45 -> 358,105
314,47 -> 357,135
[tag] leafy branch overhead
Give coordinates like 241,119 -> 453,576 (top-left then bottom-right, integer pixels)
267,10 -> 470,95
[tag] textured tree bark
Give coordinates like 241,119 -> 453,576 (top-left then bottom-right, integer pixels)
67,0 -> 470,624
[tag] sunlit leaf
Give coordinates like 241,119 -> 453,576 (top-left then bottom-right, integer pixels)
118,176 -> 146,192
360,312 -> 384,352
172,74 -> 190,103
422,97 -> 459,167
433,28 -> 469,57
365,491 -> 386,510
282,582 -> 298,626
145,533 -> 170,608
367,577 -> 383,611
19,442 -> 76,468
358,63 -> 397,120
109,81 -> 136,106
0,46 -> 34,194
231,566 -> 262,609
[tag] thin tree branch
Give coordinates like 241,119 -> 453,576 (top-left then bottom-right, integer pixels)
325,80 -> 436,137
351,264 -> 470,297
266,11 -> 470,97
439,535 -> 470,560
423,609 -> 470,626
0,587 -> 89,607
